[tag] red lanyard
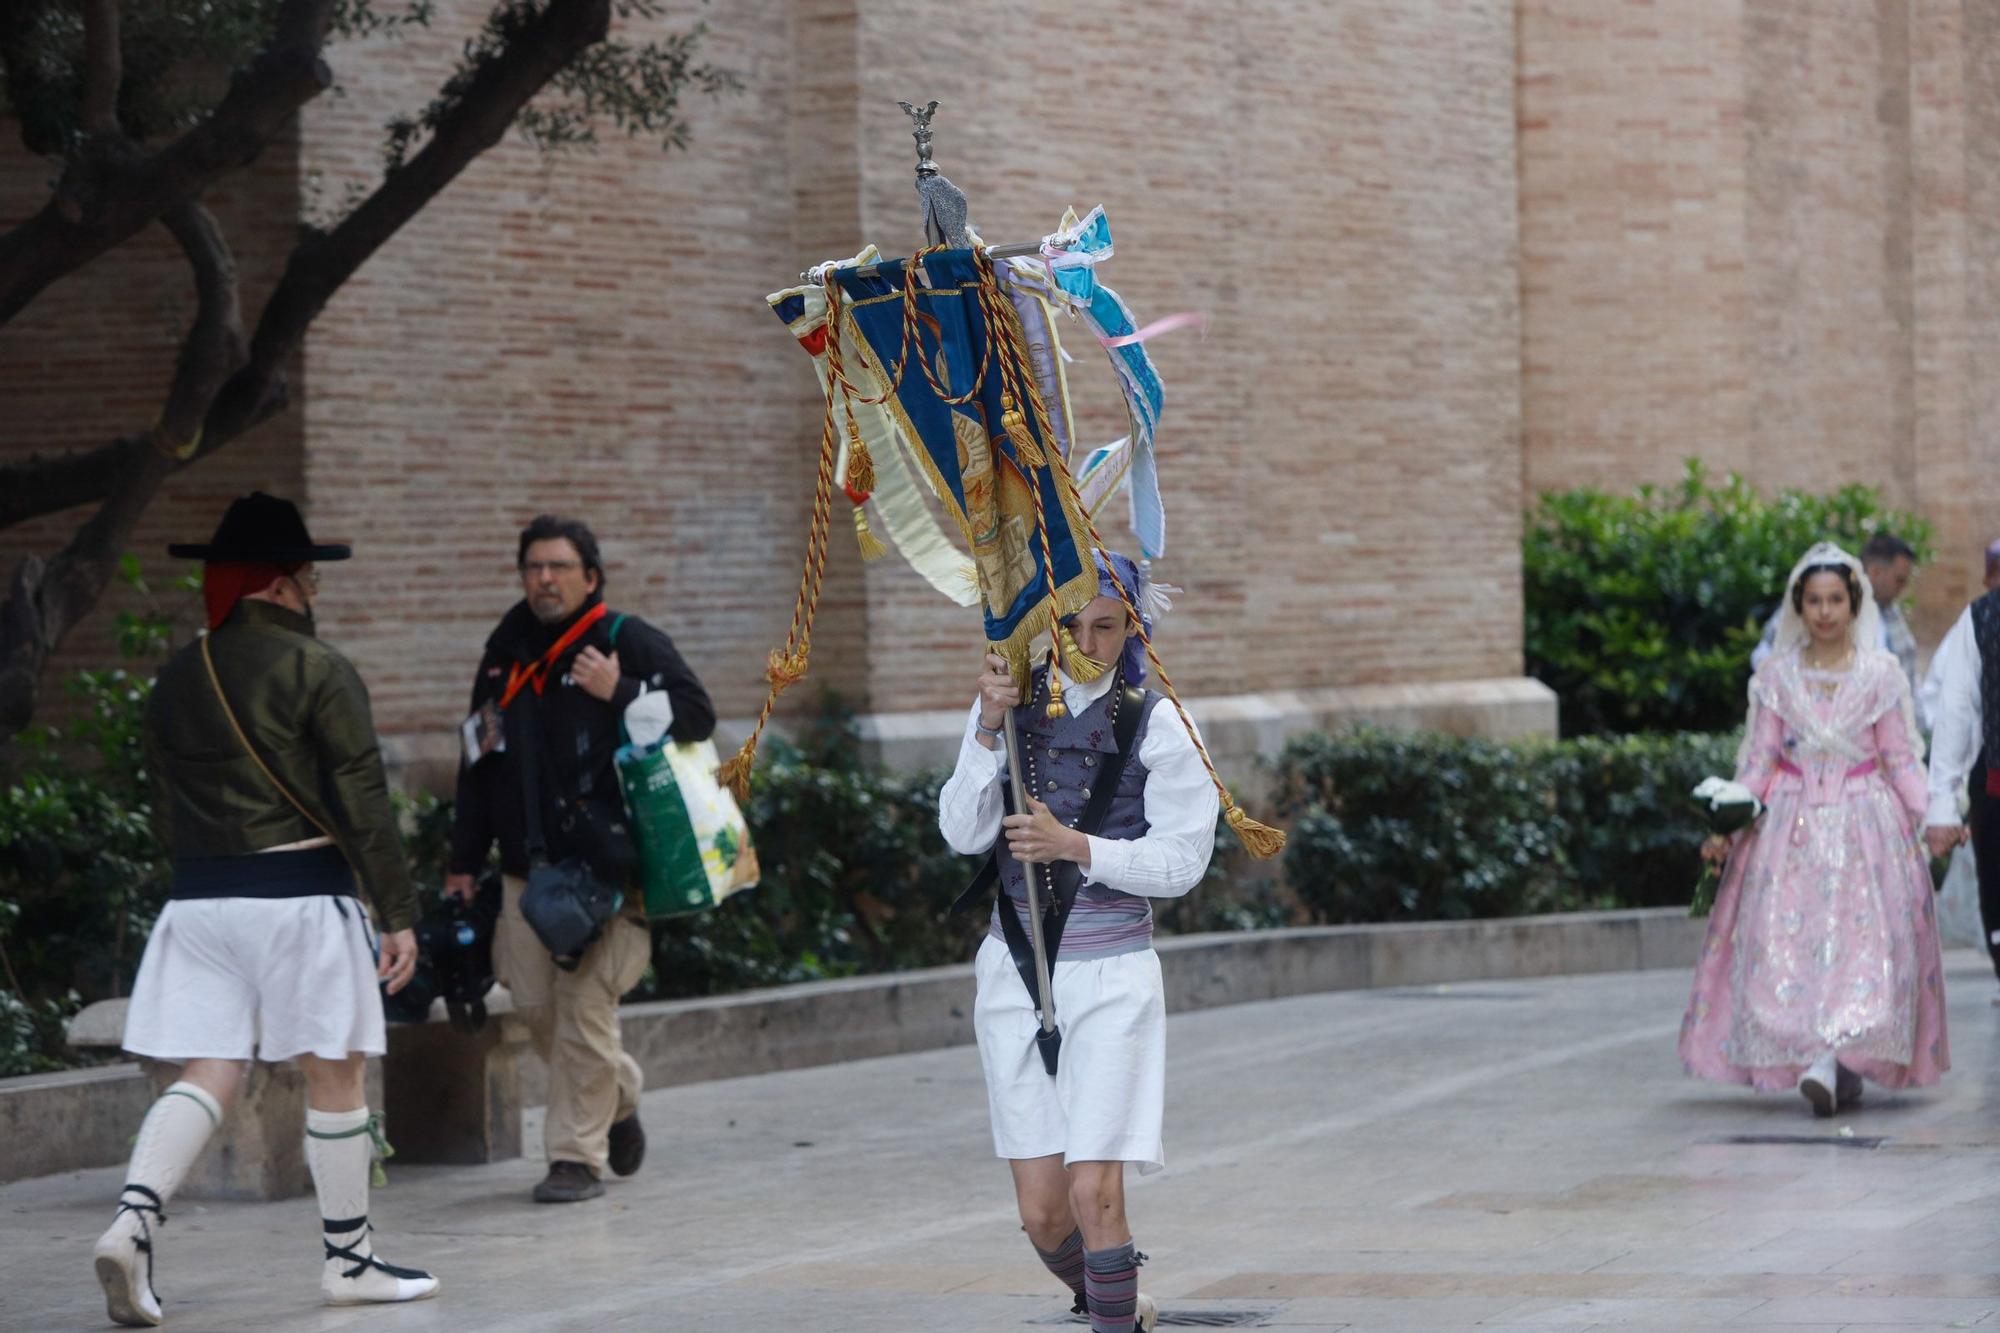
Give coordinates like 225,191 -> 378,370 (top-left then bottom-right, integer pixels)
499,602 -> 608,709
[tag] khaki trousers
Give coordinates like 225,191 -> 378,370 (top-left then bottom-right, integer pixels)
497,875 -> 650,1175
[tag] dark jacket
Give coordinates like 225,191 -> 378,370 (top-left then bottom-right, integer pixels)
449,592 -> 715,880
144,599 -> 420,931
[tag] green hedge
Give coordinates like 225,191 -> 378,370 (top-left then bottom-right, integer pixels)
1525,460 -> 1931,736
1275,727 -> 1741,924
2,671 -> 1741,1074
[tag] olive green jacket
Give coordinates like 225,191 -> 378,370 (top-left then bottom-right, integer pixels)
144,600 -> 418,931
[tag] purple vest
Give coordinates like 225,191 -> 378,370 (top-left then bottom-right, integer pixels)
990,671 -> 1160,960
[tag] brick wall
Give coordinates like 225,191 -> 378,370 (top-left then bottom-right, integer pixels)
1518,0 -> 2000,641
292,0 -> 1527,762
294,0 -> 847,745
843,0 -> 1526,708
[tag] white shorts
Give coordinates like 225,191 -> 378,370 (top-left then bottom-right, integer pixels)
122,896 -> 386,1063
972,934 -> 1166,1175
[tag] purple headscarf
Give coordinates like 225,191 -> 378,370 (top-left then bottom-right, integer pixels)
1086,548 -> 1150,684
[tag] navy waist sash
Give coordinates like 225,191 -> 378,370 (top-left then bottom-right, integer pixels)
170,844 -> 354,901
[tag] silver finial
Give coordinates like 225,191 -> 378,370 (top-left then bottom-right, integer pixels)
896,99 -> 969,248
897,99 -> 940,177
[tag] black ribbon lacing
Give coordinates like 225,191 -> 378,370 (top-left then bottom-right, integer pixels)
114,1183 -> 167,1305
321,1215 -> 431,1282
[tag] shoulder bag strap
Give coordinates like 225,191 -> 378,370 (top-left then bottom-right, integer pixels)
1041,682 -> 1148,952
199,634 -> 339,848
513,689 -> 549,867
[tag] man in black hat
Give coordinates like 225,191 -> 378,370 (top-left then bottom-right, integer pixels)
93,493 -> 439,1326
446,513 -> 715,1203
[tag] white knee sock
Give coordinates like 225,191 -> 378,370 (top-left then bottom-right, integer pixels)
123,1081 -> 222,1208
306,1107 -> 435,1303
306,1106 -> 377,1268
98,1081 -> 222,1320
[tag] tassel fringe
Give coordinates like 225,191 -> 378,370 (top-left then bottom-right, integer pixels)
717,741 -> 757,804
1226,804 -> 1287,859
765,648 -> 810,693
844,433 -> 877,496
1000,396 -> 1045,466
1055,625 -> 1106,683
852,506 -> 887,561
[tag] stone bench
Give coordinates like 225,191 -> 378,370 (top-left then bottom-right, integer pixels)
63,992 -> 533,1198
380,987 -> 532,1167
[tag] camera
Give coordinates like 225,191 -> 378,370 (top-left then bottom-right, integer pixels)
380,875 -> 501,1033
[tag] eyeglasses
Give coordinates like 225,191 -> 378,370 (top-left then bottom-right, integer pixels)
520,560 -> 582,577
291,568 -> 321,592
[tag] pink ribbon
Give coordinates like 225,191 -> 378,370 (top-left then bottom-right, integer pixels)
1097,310 -> 1208,349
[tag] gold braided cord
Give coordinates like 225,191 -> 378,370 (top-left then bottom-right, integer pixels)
1035,435 -> 1289,860
818,246 -> 993,413
717,374 -> 841,801
968,248 -> 1077,712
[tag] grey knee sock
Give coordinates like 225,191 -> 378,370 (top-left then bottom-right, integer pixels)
1084,1241 -> 1139,1333
1033,1227 -> 1087,1304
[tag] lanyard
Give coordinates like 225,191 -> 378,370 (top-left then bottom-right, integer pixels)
499,602 -> 609,709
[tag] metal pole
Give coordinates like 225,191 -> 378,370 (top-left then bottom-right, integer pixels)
1001,710 -> 1058,1036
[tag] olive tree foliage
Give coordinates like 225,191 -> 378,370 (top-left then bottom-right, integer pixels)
0,0 -> 736,741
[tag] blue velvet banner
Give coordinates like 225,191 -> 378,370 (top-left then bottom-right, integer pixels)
828,249 -> 1096,655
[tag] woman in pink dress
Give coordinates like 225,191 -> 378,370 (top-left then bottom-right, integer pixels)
1680,542 -> 1949,1115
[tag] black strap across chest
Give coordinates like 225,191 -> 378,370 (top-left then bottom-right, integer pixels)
511,613 -> 630,866
951,682 -> 1146,1001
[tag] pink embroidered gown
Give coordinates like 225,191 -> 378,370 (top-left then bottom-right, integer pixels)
1678,648 -> 1949,1091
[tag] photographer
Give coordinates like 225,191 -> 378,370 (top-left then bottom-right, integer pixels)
447,515 -> 714,1203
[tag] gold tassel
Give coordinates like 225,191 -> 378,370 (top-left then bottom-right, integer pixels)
852,506 -> 887,561
765,647 -> 809,693
1000,394 -> 1045,466
1226,804 -> 1288,859
1043,647 -> 1069,719
844,428 -> 877,496
1055,624 -> 1107,684
717,740 -> 757,804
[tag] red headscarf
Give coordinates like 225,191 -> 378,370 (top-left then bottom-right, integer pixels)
202,561 -> 300,631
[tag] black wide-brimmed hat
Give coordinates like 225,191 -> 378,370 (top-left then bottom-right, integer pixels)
167,492 -> 352,563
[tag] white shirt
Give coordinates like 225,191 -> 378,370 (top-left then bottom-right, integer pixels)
936,667 -> 1219,898
1924,604 -> 1981,827
1918,612 -> 1966,753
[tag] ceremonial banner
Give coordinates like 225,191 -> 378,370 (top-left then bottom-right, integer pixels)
769,252 -> 979,607
828,248 -> 1098,667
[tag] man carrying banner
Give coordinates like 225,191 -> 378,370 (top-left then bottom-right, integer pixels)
939,550 -> 1213,1333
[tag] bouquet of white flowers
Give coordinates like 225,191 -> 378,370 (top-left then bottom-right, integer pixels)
1689,776 -> 1765,917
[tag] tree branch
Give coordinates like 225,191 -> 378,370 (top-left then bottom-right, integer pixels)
0,450 -> 175,740
155,200 -> 246,452
0,438 -> 151,530
0,193 -> 247,737
0,0 -> 338,326
81,0 -> 121,137
244,0 -> 614,384
0,0 -> 616,539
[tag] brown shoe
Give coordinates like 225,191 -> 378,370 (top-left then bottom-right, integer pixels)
607,1113 -> 646,1177
532,1161 -> 604,1203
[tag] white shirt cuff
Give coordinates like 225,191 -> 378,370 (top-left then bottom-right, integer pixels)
1081,833 -> 1126,889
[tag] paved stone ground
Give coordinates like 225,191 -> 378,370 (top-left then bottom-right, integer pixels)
3,951 -> 1997,1332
